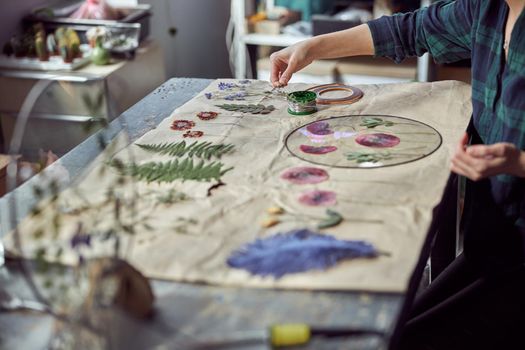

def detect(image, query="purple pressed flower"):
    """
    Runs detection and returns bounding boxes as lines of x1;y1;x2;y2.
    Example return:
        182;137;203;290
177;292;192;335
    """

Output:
300;145;338;155
306;122;334;136
281;167;329;184
224;91;247;101
218;82;236;90
239;79;251;84
71;232;91;248
235;92;246;100
205;92;212;99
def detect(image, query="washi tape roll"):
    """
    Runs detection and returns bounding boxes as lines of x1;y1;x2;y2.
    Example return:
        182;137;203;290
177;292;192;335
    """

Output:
287;91;318;116
307;83;364;105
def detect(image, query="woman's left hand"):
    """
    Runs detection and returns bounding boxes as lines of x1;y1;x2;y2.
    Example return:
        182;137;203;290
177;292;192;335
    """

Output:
451;132;525;181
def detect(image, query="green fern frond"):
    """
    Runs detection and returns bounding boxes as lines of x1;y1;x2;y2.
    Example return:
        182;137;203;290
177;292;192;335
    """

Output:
360;117;395;129
136;140;235;160
346;151;393;163
113;158;233;183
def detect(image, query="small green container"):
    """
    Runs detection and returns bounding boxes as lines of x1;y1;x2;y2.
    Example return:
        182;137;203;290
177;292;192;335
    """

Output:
287;91;317;116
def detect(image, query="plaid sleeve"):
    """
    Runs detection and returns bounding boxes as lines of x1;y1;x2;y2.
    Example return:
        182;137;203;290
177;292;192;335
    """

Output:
367;0;476;64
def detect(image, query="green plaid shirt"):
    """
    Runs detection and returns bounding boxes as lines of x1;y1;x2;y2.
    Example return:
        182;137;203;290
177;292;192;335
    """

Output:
368;0;525;231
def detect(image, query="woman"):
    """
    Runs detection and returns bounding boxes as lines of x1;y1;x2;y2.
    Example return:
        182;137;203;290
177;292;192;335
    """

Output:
270;1;525;349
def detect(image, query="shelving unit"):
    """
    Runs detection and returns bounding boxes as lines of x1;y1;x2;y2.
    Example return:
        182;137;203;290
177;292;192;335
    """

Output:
231;0;432;82
0;41;165;158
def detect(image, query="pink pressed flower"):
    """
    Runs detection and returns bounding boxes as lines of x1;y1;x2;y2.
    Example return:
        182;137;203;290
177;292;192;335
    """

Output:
299;190;337;206
355;133;400;148
281;167;329;184
300;145;338;155
306;121;334;136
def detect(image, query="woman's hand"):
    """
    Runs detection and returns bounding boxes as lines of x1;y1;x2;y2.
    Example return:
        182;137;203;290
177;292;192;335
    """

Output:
270;40;313;87
269;24;375;87
451;132;525;181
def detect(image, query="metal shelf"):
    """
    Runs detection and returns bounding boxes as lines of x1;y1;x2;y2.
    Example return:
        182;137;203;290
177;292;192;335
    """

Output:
0;70;102;82
232;0;432;81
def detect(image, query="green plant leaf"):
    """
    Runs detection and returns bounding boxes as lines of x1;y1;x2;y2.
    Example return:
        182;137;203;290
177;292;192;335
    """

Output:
113;158;233;183
346;151;393;164
360;117;395;129
136;140;235;160
317;209;343;229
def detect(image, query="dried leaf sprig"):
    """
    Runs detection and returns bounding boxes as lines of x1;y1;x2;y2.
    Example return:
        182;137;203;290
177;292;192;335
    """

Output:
215;103;276;114
261;207;344;230
346;151;393;164
360;117;395;129
317;210;343;229
136;141;234;160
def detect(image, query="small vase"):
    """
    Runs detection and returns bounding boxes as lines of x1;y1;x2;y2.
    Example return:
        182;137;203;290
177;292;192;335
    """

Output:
91;38;110;66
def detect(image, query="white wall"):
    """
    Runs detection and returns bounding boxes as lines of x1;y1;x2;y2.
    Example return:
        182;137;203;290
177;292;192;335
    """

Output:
0;0;52;45
139;0;233;79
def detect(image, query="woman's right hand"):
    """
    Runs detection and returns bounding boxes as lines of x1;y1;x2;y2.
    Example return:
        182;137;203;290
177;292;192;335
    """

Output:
270;40;314;87
269;24;375;87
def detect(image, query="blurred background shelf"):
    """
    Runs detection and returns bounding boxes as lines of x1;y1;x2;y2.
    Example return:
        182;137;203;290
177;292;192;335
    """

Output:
256;56;418;85
232;0;434;83
0;40;165;160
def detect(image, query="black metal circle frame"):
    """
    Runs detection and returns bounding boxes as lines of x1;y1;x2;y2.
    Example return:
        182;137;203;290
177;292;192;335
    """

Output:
284;114;444;169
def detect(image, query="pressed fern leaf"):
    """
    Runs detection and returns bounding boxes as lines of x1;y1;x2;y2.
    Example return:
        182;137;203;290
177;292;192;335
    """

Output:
136;140;235;160
113;158;233;183
346;151;393;163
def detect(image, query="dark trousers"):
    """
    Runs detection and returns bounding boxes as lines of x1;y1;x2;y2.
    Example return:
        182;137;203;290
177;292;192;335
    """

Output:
399;254;525;350
398;174;525;349
397;120;525;349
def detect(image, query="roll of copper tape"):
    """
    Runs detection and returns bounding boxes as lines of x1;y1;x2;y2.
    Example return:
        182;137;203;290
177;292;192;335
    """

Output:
307;83;364;105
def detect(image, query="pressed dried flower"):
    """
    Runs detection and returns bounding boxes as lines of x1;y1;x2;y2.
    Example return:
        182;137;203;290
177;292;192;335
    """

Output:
261;217;280;228
266;206;285;215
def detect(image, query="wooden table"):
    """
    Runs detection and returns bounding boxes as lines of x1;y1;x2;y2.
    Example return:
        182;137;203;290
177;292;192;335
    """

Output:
0;78;443;350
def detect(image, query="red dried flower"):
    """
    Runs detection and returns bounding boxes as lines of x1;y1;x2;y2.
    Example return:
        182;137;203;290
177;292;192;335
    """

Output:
197;111;219;121
183;130;204;138
171;120;195;131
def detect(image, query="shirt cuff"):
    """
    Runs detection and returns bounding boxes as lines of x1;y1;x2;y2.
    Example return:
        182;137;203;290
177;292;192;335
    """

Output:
367;16;396;59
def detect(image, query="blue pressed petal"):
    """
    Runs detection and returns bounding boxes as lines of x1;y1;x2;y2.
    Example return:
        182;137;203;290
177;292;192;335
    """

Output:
227;229;379;278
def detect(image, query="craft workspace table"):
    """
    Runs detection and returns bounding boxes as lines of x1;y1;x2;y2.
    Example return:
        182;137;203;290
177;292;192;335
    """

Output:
0;77;469;349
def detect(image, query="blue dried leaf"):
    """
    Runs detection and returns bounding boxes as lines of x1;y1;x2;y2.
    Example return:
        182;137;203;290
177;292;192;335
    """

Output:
227;229;379;278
